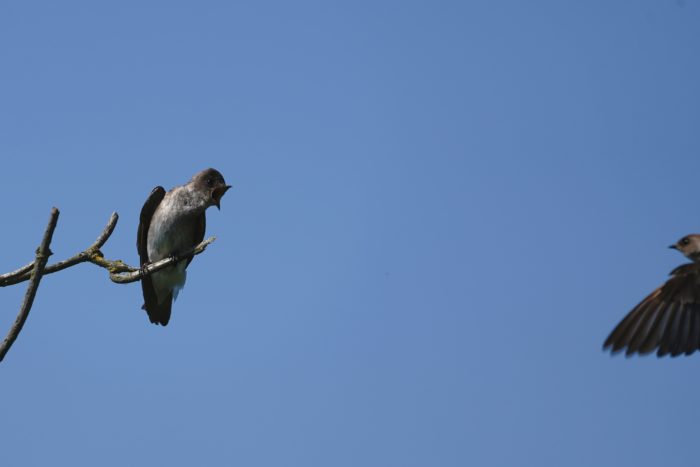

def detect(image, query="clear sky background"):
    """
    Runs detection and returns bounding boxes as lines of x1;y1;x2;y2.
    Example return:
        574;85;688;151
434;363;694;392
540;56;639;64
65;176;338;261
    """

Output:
1;1;700;466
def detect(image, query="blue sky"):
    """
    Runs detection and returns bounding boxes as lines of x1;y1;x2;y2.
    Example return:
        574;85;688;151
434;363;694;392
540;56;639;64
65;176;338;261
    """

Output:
1;1;700;466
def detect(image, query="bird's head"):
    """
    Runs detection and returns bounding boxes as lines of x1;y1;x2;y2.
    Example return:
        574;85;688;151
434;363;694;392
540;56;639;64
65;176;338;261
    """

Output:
670;234;700;261
192;168;231;210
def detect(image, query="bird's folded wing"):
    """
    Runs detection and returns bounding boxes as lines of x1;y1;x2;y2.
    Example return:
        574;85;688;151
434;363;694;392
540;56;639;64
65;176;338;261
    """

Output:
137;186;165;265
186;214;205;268
137;186;170;325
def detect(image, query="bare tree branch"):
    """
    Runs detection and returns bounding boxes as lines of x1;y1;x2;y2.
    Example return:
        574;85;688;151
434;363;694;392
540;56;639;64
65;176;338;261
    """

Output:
0;263;34;284
105;236;216;284
0;208;217;362
0;207;59;362
0;212;119;287
0;212;215;287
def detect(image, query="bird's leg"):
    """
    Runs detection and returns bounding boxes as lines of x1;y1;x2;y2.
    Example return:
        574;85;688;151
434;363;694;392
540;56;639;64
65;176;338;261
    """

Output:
139;262;149;279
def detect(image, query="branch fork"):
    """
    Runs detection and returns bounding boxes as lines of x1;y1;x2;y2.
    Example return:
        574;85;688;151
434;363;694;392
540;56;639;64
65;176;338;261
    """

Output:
0;208;216;361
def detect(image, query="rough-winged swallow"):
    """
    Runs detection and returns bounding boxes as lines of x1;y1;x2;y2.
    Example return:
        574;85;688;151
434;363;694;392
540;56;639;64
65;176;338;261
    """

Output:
137;168;231;326
604;234;700;357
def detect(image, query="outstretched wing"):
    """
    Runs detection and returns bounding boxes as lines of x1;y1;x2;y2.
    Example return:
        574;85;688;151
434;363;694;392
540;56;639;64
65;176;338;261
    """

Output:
136;186;168;325
604;263;700;357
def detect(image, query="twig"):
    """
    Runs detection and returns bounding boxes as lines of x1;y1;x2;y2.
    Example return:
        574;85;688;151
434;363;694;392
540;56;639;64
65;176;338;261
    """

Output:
0;212;119;287
0;263;34;284
0;208;59;362
0;209;218;362
104;236;216;284
0;212;216;286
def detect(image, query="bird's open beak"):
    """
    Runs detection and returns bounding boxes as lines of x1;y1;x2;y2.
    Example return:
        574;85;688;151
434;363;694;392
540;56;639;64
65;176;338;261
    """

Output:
212;185;231;210
669;244;679;250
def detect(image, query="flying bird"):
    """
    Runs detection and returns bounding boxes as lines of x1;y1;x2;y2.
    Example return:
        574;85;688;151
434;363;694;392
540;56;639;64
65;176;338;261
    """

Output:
604;234;700;357
137;168;231;326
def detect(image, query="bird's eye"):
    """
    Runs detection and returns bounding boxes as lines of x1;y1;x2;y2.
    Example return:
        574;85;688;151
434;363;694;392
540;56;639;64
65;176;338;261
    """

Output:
206;178;214;188
682;237;690;246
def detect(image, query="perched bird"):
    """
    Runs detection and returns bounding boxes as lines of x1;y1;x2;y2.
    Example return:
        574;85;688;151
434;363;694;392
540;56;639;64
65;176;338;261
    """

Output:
137;168;231;325
604;234;700;357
